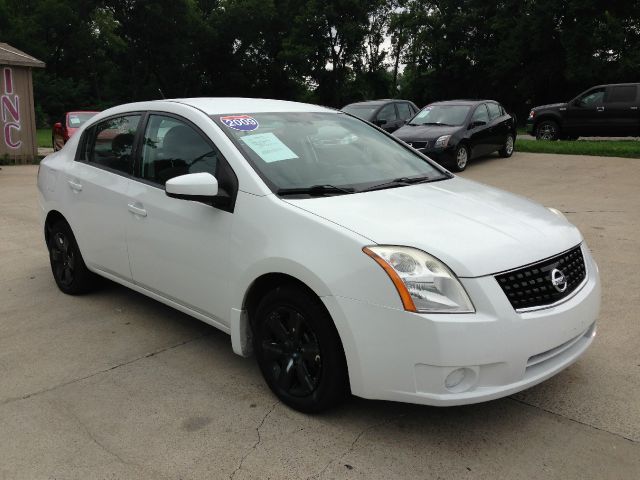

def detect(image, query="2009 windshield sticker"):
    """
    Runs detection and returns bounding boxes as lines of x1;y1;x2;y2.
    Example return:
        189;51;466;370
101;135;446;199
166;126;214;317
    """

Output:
220;115;259;131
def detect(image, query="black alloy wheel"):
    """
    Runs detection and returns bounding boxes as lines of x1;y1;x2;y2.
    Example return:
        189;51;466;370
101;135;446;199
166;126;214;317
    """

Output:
536;120;560;141
261;305;322;397
47;220;98;294
252;285;349;412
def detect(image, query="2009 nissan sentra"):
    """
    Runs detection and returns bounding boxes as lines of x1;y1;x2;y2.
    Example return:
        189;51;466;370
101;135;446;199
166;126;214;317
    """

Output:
37;98;600;412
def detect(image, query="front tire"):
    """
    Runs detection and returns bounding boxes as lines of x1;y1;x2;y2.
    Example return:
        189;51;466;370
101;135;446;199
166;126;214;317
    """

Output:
47;220;99;294
252;284;349;413
499;134;515;157
536;120;560;141
450;144;469;172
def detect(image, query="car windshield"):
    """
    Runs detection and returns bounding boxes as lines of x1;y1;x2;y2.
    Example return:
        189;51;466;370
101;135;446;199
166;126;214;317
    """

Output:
410;105;471;126
341;105;378;120
213;112;448;194
67;112;97;128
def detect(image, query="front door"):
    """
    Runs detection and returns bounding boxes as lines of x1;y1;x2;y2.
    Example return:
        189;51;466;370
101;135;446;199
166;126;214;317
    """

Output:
126;113;237;324
564;87;606;136
467;104;493;158
375;103;402;132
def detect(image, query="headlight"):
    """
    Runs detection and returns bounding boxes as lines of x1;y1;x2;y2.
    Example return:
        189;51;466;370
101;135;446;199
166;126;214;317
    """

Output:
363;246;475;313
434;135;451;148
547;207;567;221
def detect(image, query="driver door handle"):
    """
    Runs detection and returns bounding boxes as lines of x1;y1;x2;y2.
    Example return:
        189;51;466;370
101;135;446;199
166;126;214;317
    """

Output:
596;106;605;112
127;203;147;217
67;179;83;192
631;106;638;110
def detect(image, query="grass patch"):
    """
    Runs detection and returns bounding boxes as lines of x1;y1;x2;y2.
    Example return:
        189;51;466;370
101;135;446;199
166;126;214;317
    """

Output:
517;136;640;159
37;128;52;149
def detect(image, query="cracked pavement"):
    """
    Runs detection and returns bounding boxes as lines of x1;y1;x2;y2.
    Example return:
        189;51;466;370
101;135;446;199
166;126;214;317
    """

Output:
1;153;639;479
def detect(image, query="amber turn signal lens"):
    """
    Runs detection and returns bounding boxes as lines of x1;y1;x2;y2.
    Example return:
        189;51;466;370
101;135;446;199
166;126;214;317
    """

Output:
363;247;417;312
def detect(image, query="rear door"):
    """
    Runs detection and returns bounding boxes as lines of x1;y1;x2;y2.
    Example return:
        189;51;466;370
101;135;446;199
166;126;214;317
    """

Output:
63;114;141;280
603;85;639;136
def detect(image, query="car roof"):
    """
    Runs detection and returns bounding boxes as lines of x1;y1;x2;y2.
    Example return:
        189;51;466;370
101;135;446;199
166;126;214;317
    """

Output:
169;97;334;115
344;99;414;107
428;100;497;107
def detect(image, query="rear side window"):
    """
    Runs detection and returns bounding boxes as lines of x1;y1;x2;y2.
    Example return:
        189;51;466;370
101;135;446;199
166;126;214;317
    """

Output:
397;103;413;120
81;115;141;175
487;103;502;120
606;85;637;103
140;114;219;186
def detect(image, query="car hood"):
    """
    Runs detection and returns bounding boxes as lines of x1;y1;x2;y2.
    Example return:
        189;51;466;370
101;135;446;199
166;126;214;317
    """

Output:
394;124;461;141
533;102;566;111
284;177;582;277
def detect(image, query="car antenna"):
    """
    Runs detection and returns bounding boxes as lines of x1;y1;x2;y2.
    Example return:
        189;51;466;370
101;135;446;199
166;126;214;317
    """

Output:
158;88;166;99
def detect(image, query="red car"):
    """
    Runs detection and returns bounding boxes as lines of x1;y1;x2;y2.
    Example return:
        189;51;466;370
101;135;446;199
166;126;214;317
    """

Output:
52;111;99;151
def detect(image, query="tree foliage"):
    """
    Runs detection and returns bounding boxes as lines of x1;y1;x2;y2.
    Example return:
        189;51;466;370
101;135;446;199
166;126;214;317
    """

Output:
1;0;638;125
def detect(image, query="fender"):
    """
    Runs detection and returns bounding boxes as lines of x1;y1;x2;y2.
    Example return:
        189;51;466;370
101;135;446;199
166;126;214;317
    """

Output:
228;257;363;393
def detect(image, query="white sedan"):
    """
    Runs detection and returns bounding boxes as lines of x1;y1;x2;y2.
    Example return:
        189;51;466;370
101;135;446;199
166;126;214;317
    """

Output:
37;98;600;412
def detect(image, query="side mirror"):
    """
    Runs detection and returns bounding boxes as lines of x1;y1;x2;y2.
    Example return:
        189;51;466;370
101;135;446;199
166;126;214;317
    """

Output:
375;118;388;126
166;172;219;202
469;120;486;129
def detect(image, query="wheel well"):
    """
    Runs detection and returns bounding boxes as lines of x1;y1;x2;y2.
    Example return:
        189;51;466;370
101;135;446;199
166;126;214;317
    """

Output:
243;273;320;320
44;210;68;244
534;115;561;130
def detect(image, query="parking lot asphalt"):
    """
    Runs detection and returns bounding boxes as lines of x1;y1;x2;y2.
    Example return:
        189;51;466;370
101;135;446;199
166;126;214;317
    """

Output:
1;152;639;479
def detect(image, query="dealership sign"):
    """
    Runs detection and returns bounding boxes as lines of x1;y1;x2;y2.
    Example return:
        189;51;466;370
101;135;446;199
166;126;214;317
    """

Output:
2;67;21;149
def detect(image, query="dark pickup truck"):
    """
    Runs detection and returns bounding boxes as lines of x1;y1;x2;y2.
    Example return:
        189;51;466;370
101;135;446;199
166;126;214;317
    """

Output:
527;83;640;140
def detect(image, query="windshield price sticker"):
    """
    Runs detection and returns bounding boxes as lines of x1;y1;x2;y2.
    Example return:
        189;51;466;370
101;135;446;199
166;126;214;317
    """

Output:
220;115;259;131
240;133;298;163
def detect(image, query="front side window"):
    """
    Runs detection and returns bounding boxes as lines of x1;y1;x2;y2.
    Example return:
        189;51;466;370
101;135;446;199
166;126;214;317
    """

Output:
83;115;140;175
213;112;447;193
487;103;502;120
397;103;413;120
376;103;398;122
577;88;605;107
341;105;377;120
471;104;490;124
410;105;471;126
140;115;219;185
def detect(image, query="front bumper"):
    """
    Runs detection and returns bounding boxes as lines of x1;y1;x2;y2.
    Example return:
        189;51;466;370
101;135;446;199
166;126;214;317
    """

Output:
415;146;455;165
322;244;600;406
526;118;535;135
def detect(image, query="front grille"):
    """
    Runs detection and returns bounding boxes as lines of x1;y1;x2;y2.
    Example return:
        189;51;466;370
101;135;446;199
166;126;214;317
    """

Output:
495;245;586;311
406;140;429;149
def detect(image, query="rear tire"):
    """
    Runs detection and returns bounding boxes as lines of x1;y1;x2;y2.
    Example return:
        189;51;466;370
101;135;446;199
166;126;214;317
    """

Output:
252;284;349;413
47;220;99;295
535;120;560;141
499;134;515;158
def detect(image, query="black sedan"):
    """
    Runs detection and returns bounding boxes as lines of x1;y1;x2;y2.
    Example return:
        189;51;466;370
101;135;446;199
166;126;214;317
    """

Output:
393;100;516;171
341;99;420;133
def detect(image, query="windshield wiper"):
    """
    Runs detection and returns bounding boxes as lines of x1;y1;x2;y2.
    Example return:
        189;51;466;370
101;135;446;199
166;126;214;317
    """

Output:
359;175;434;193
277;184;355;196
